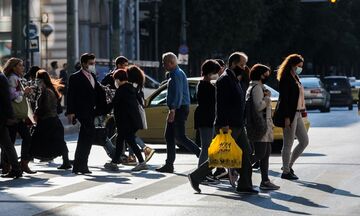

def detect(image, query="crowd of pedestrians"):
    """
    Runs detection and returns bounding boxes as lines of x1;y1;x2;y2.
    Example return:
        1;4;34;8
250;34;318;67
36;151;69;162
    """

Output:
0;51;311;196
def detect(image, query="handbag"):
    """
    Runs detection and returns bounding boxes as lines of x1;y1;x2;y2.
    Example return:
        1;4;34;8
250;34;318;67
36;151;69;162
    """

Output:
245;84;267;141
12;98;28;119
138;103;147;130
208;129;242;168
92;126;107;146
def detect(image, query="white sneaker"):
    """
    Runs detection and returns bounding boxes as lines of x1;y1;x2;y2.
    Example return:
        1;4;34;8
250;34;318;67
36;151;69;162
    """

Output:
131;162;148;171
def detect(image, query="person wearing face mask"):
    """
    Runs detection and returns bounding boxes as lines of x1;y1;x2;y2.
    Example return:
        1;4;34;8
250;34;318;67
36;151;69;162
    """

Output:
246;64;279;190
104;69;148;171
2;58;36;175
194;60;220;170
101;56;129;89
273;54;309;180
66;53;107;174
188;52;257;194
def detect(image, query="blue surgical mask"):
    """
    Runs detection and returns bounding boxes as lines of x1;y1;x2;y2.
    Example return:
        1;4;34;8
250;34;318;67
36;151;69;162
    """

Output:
295;67;303;75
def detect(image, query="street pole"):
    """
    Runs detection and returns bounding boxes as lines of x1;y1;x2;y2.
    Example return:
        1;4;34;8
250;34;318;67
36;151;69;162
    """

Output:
112;0;120;59
180;0;186;46
154;0;159;61
108;0;113;70
11;0;23;58
45;37;48;70
136;0;140;60
67;0;76;75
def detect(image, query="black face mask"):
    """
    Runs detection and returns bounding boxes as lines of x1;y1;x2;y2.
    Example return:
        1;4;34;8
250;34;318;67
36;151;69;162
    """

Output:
261;75;270;84
233;66;244;77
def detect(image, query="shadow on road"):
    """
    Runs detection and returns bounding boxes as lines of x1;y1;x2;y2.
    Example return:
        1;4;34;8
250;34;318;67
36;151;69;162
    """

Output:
202;186;311;215
296;180;360;198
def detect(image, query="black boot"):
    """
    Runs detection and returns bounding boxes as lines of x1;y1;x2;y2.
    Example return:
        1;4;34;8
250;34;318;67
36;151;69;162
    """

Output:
58;153;72;170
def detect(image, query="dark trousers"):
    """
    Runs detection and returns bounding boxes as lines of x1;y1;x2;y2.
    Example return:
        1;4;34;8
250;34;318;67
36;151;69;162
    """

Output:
112;128;144;164
250;142;271;182
0;123;21;172
7;120;31;161
73;117;95;170
165;105;200;166
190;127;253;190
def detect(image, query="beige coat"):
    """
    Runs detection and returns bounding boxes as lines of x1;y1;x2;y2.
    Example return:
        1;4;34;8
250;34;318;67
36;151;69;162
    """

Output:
246;81;273;142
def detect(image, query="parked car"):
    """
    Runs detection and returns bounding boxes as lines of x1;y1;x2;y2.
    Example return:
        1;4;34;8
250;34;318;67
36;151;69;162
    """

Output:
350;80;360;104
300;77;331;112
134;77;310;149
323;76;353;110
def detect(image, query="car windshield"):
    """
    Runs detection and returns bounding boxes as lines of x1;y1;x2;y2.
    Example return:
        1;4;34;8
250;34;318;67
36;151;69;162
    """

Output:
264;84;279;99
300;78;321;88
324;78;350;87
350;81;360;87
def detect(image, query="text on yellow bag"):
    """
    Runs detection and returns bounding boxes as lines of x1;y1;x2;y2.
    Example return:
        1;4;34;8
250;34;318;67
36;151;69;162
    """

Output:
208;129;242;168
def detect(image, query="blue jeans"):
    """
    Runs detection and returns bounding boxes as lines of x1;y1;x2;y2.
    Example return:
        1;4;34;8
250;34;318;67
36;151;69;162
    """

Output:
165;105;200;166
197;127;214;167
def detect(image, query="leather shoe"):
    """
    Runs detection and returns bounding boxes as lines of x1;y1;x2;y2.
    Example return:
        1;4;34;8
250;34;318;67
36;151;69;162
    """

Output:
57;164;72;170
281;172;298;180
155;164;174;173
188;174;201;193
236;187;259;195
1;170;23;179
72;168;92;175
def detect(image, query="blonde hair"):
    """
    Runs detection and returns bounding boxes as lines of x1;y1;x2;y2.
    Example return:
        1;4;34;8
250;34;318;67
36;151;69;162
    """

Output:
277;54;304;81
3;58;23;77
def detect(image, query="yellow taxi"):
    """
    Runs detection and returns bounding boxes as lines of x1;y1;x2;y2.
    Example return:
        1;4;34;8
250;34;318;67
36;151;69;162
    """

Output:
137;77;310;148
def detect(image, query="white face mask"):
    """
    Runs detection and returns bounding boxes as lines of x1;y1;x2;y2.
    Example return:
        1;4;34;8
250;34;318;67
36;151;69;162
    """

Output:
88;65;96;74
295;66;303;75
133;83;138;88
114;80;120;89
210;74;219;80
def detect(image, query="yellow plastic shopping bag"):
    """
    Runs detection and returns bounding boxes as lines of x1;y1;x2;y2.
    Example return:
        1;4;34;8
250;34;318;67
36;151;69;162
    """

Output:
208;129;242;168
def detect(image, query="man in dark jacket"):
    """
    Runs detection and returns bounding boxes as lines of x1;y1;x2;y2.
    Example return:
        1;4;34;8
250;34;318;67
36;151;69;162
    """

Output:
66;53;106;174
188;52;257;194
101;56;129;89
0;71;22;178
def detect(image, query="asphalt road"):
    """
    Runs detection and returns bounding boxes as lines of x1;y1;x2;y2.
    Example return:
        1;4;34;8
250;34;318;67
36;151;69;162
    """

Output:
1;107;360;216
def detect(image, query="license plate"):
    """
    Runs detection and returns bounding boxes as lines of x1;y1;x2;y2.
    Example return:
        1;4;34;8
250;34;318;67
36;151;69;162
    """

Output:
330;90;341;94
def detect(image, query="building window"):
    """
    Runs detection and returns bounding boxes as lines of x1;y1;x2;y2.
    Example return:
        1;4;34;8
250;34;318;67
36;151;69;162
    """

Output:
0;0;12;17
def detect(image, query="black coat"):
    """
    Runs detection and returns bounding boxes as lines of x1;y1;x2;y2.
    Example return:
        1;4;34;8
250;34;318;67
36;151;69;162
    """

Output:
215;69;245;128
66;70;107;119
0;73;14;123
194;80;215;129
112;83;142;131
101;71;116;89
273;73;301;128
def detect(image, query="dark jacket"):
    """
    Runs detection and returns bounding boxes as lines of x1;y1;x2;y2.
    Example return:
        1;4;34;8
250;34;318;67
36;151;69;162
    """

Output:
66;70;107;119
0;72;14;123
215;68;245;128
194;80;215;129
112;83;142;131
101;71;116;89
35;88;58;120
273;73;301;128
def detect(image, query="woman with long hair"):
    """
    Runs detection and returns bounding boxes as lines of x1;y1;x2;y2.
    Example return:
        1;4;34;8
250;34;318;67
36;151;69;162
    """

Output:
30;70;71;169
273;54;309;180
2;57;36;174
